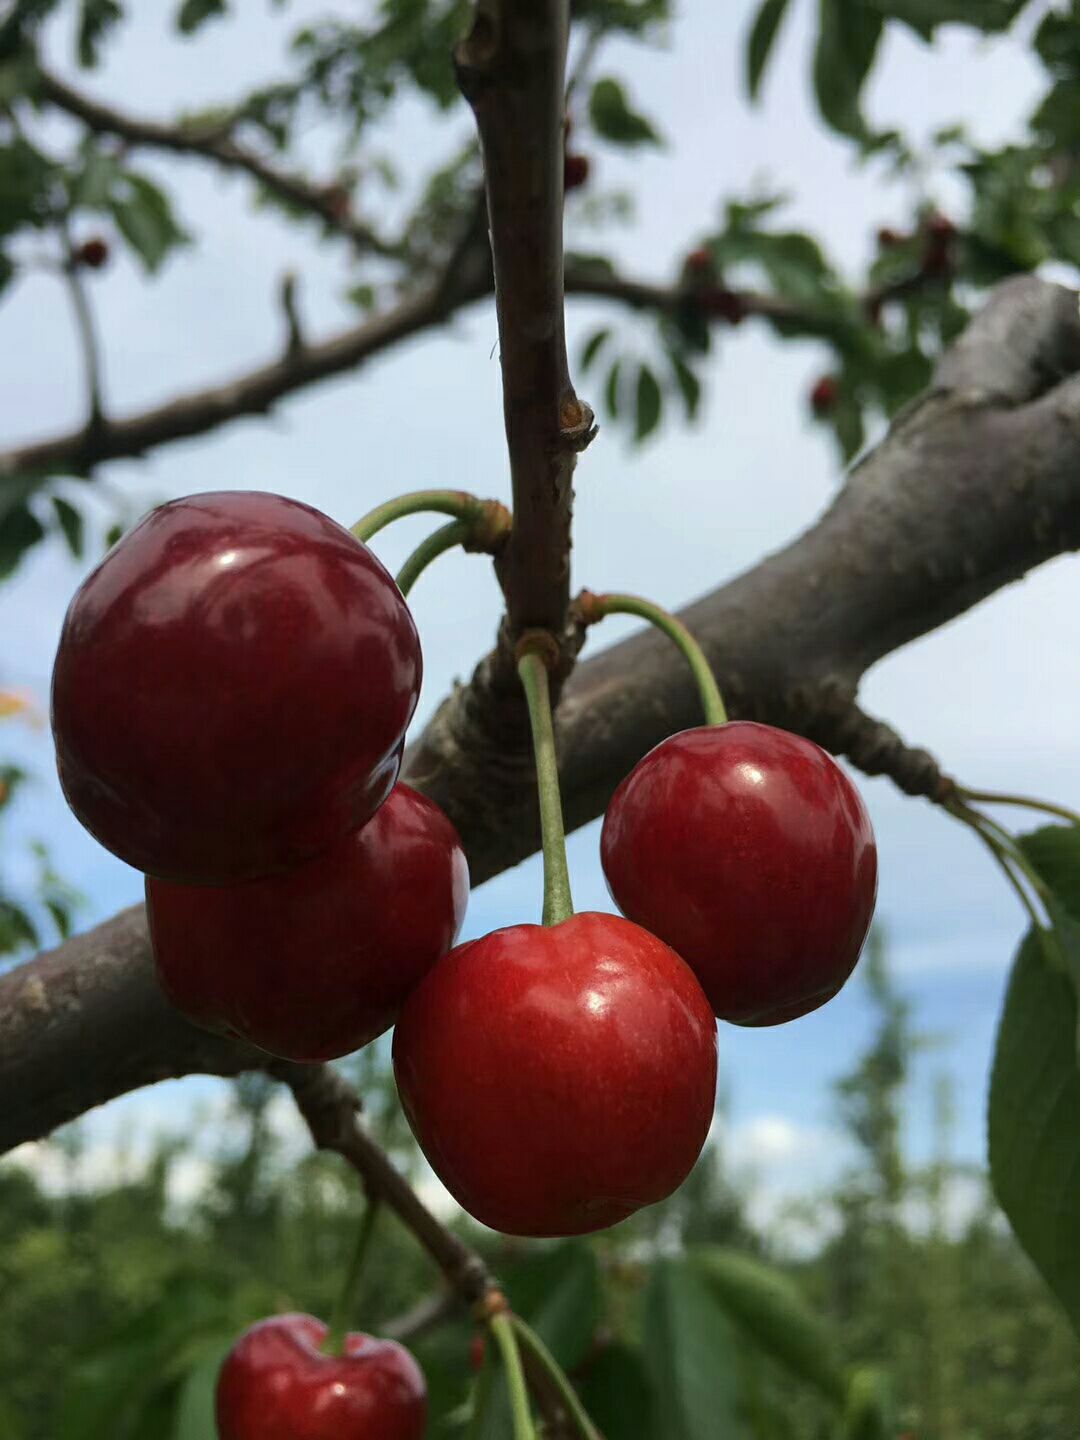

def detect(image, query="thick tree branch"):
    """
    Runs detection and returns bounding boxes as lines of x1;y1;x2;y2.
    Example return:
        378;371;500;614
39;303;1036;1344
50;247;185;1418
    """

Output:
2;280;1079;1154
456;0;594;643
36;68;400;259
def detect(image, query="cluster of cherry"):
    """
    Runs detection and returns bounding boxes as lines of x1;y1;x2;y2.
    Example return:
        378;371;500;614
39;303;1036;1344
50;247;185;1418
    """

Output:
51;489;876;1438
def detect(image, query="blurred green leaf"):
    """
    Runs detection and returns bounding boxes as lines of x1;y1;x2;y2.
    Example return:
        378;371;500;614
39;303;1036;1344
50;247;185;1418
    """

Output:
692;1246;846;1402
578;1343;654;1440
813;0;884;140
842;1367;895;1440
77;0;121;66
1021;825;1080;917
866;0;1027;39
0;501;45;580
502;1242;601;1371
589;77;661;147
635;363;662;442
109;174;189;273
644;1257;743;1440
52;497;84;559
746;0;791;99
0;896;39;956
668;351;701;419
605;357;623;419
580;327;611;373
177;0;228;34
172;1337;232;1440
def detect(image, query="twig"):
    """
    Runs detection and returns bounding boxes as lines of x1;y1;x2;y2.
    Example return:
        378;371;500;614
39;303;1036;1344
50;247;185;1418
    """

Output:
60;228;105;441
36;68;400;259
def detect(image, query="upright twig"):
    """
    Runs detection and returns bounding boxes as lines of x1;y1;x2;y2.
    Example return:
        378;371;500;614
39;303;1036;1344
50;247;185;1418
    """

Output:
455;0;595;647
60;227;105;443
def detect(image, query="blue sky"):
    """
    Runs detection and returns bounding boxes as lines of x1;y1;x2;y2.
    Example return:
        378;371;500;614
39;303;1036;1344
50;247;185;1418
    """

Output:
2;3;1078;1228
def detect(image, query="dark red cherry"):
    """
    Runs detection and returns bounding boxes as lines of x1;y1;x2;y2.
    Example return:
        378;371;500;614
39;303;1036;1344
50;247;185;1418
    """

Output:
393;912;717;1237
51;491;421;884
216;1314;426;1440
809;374;840;414
147;784;468;1061
600;723;877;1025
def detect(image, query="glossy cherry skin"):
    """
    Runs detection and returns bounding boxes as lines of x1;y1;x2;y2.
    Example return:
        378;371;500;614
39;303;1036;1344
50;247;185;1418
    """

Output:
147;784;469;1061
393;912;717;1237
51;491;421;885
216;1314;427;1440
601;722;877;1026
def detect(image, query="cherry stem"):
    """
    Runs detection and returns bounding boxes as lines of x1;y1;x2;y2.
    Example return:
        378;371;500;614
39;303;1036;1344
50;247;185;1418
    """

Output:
351;490;488;544
517;648;574;927
956;787;1080;830
945;798;1066;972
396;519;471;598
465;1345;495;1440
490;1312;537;1440
324;1197;380;1356
580;591;727;726
511;1315;602;1440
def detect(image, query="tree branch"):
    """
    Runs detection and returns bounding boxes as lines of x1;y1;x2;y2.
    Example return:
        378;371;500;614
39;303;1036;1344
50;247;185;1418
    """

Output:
455;0;594;644
36;67;400;259
1;281;1078;1155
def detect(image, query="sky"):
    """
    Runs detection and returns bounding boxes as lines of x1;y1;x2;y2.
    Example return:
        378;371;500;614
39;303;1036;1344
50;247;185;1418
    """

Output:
2;1;1078;1234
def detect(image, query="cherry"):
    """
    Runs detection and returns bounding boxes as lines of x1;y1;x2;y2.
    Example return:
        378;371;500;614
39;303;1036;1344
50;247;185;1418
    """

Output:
468;1334;486;1372
147;784;468;1061
323;183;352;222
74;236;109;268
685;247;714;274
393;911;717;1237
700;286;748;325
564;152;591;190
875;226;905;250
217;1314;426;1440
809;373;839;415
601;723;877;1025
925;211;956;240
51;491;421;885
921;212;956;277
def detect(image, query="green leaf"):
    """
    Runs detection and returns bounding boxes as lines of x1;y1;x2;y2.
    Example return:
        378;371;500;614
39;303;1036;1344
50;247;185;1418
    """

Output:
691;1246;846;1402
865;0;1026;39
0;500;45;579
989;922;1080;1338
52;496;84;558
579;327;611;374
1021;825;1080;919
813;0;884;140
842;1367;895;1440
0;896;39;956
589;77;661;147
634;364;662;442
644;1257;743;1440
578;1343;654;1440
746;0;792;99
77;0;121;67
176;0;228;33
605;358;623;420
104;521;125;549
502;1242;601;1371
109;174;189;273
173;1337;233;1440
669;351;702;420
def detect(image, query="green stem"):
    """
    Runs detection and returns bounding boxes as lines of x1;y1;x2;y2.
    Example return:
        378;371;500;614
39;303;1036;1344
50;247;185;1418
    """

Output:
324;1198;380;1355
517;650;574;926
957;787;1080;830
465;1344;495;1440
490;1313;537;1440
584;592;726;725
396;519;471;598
967;809;1053;905
351;490;485;545
511;1315;602;1440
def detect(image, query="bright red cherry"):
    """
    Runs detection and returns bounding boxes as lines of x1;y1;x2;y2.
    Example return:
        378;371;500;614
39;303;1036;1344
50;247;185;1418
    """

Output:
393;912;717;1237
601;723;877;1026
51;491;421;884
147;784;468;1061
809;374;840;414
217;1314;426;1440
